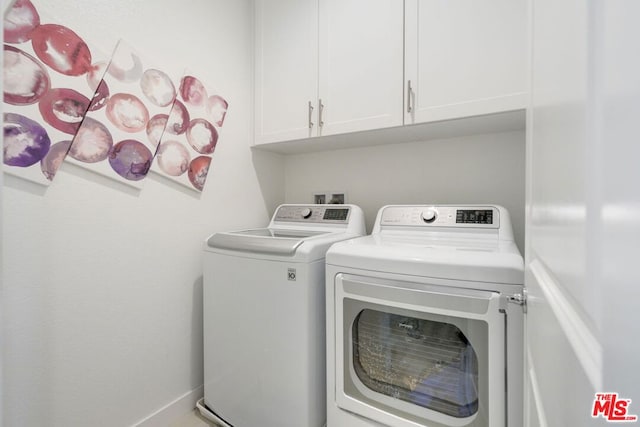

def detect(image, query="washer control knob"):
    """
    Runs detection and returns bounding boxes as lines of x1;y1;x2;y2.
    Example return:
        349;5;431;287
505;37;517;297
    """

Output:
421;208;437;223
301;208;312;219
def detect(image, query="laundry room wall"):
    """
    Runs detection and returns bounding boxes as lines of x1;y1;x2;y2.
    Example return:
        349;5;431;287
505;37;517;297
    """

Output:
2;1;284;426
525;0;640;424
284;130;526;252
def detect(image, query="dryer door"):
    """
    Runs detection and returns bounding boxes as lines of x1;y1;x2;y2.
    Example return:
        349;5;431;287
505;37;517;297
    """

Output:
334;274;505;427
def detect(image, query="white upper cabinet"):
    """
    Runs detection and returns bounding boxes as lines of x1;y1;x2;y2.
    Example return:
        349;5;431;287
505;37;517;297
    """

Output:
254;0;403;145
254;0;318;145
254;0;528;150
404;0;528;124
318;0;404;137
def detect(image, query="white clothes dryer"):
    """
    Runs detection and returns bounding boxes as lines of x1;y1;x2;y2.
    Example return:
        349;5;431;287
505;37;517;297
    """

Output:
200;204;365;427
326;205;525;427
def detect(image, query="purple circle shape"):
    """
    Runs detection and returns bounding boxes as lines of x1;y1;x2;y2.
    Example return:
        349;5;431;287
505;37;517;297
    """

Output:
108;139;152;181
4;45;51;105
186;118;218;154
40;140;71;180
68;117;113;163
4;112;51;167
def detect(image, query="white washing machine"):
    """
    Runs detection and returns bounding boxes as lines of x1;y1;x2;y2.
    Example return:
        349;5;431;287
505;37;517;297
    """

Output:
326;205;525;427
199;204;365;427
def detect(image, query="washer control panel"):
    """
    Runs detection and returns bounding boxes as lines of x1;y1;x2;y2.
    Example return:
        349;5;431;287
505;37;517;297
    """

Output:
274;205;351;224
380;205;500;229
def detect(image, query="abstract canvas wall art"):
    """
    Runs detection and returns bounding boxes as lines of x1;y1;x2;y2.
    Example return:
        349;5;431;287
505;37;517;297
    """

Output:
66;40;177;189
4;0;230;195
150;72;228;192
3;0;109;186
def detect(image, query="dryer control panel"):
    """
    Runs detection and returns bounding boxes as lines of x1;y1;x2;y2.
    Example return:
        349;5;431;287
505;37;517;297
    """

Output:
380;205;500;229
274;205;351;224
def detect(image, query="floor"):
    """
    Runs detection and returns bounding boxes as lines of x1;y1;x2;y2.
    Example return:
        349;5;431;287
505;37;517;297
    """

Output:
170;409;218;427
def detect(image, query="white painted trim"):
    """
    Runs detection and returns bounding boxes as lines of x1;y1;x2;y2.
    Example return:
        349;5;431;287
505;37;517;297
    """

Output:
196;398;231;426
132;385;204;427
529;259;603;390
526;346;548;427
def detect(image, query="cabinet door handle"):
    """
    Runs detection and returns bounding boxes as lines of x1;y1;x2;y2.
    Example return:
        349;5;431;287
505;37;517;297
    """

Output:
318;99;324;128
308;101;314;129
407;80;413;113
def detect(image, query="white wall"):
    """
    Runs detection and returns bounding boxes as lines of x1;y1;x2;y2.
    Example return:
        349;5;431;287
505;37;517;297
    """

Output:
284;131;526;252
599;0;640;405
2;1;285;426
526;1;640;426
525;0;598;424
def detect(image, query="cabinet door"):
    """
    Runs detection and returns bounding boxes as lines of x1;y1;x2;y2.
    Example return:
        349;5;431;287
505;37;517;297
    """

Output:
318;0;404;137
254;0;318;145
405;0;528;124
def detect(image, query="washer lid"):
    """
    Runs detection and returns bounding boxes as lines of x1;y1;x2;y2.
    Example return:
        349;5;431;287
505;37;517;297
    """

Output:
326;233;524;285
206;228;330;256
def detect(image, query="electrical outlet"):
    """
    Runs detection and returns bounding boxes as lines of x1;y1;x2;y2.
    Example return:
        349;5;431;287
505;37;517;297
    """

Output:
313;193;326;204
312;191;346;204
329;193;345;204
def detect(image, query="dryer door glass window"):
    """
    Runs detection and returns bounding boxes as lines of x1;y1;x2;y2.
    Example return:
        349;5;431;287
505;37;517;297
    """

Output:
352;309;479;418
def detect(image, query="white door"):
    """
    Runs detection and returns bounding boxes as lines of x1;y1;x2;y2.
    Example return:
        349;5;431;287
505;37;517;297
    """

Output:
335;274;506;427
254;0;318;145
318;0;404;137
526;1;640;426
404;0;527;124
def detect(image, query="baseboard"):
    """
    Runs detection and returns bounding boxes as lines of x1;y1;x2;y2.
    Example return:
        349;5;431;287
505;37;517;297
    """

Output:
133;385;204;427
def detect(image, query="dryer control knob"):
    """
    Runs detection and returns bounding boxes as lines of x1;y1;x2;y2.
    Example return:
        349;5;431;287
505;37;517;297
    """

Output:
421;209;437;223
301;208;312;219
